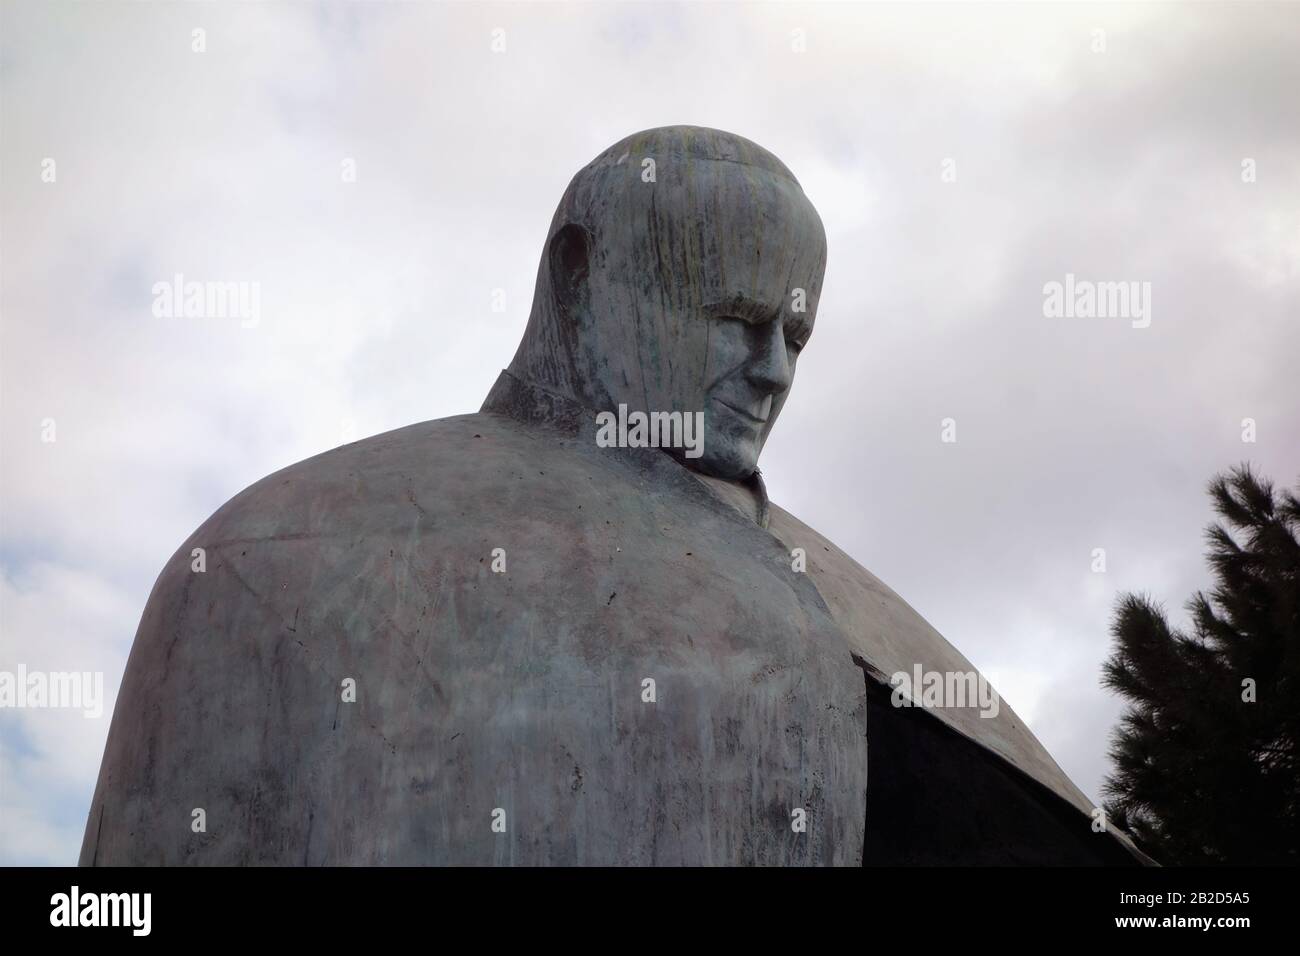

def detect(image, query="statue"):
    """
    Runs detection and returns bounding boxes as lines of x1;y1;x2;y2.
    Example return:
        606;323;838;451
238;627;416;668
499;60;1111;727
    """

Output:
81;126;1148;865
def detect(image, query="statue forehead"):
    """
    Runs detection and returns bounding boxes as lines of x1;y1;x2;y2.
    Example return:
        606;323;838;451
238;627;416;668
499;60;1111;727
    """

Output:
588;124;799;170
563;135;826;318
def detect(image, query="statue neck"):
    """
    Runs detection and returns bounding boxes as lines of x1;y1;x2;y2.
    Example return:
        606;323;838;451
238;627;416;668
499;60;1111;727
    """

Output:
481;369;770;528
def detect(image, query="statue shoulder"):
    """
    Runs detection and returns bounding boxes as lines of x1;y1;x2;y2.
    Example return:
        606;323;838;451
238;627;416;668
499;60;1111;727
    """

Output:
142;412;552;609
766;499;992;704
765;499;1102;820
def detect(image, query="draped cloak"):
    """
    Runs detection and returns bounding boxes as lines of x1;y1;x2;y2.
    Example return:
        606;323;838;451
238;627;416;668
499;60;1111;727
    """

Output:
80;370;1150;865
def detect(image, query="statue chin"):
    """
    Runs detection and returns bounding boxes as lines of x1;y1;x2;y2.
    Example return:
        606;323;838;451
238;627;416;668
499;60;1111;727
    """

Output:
688;443;757;482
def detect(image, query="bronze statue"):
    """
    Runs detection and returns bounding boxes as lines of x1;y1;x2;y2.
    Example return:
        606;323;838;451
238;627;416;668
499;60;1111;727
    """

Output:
82;127;1147;865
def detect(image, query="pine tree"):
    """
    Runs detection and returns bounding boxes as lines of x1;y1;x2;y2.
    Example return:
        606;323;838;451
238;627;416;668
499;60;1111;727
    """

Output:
1101;464;1300;864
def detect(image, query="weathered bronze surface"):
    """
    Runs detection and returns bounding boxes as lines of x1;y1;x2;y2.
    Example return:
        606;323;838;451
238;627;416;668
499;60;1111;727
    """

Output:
81;127;1147;865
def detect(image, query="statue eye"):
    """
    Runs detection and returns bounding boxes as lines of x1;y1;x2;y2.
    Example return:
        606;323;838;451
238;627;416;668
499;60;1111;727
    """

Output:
786;335;806;354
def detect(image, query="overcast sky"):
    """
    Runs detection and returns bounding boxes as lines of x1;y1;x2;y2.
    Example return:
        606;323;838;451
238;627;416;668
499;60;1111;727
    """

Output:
2;1;1297;865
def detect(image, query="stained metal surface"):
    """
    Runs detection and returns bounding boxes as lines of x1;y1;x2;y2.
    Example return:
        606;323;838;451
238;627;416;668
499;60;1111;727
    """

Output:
81;127;1147;865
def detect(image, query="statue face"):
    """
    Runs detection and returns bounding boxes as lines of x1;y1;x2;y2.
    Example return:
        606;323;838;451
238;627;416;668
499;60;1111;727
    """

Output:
699;309;810;479
516;128;826;483
575;156;825;481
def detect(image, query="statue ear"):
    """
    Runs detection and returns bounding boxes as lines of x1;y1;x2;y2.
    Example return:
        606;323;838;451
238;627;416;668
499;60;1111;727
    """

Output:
548;222;592;318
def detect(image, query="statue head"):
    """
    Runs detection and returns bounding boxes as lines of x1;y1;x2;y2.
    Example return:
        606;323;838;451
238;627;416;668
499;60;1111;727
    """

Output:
505;126;827;481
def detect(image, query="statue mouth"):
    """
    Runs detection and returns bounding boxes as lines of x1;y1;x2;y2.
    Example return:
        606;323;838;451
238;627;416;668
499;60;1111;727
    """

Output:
715;397;769;425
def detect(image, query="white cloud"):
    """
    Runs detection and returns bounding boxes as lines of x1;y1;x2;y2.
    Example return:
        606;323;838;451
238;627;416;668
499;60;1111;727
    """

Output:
2;0;1297;864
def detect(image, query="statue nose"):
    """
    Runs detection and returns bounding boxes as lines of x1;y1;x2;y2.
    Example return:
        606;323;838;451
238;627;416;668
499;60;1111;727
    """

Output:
745;320;793;396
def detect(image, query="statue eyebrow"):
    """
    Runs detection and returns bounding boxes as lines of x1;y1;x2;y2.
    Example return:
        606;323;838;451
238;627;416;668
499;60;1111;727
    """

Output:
702;294;813;343
783;311;812;343
701;294;782;324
